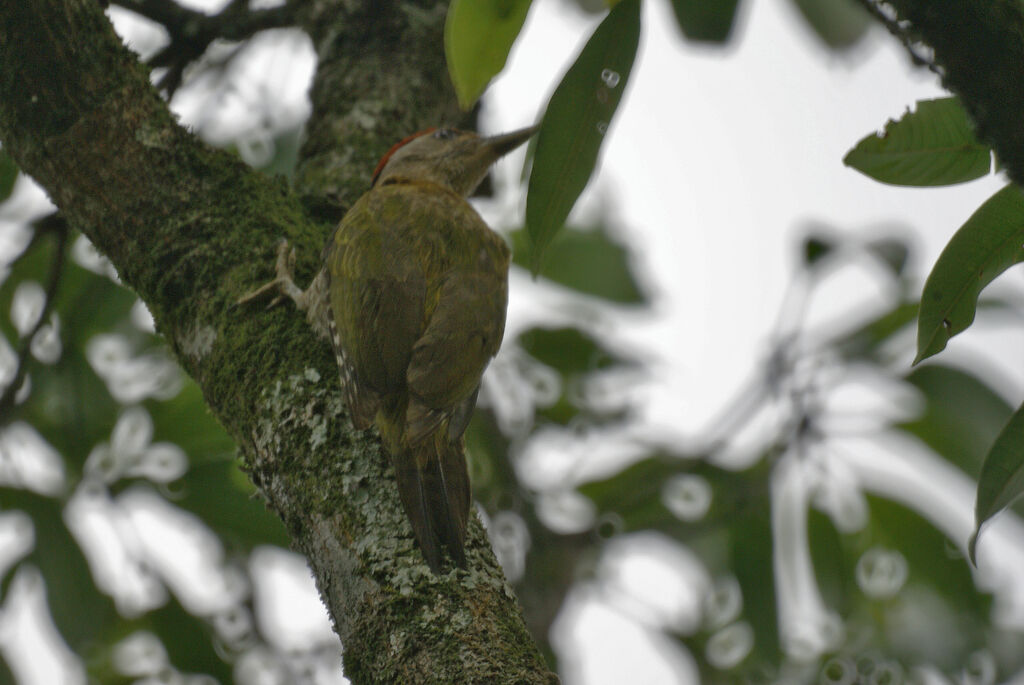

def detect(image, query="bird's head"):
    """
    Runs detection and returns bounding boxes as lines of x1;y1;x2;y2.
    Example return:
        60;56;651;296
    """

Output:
372;125;538;197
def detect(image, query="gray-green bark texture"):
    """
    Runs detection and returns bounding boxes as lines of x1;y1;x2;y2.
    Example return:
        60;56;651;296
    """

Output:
0;1;558;683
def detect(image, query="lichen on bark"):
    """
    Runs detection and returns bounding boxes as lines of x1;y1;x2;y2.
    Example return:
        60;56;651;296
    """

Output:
0;0;556;682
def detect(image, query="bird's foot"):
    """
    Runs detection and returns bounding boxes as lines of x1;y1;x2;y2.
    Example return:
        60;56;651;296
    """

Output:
236;239;309;311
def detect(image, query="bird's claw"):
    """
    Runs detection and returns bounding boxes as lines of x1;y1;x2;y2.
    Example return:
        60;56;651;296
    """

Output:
236;239;307;310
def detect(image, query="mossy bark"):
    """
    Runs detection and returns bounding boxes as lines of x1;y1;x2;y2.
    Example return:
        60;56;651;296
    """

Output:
0;0;556;682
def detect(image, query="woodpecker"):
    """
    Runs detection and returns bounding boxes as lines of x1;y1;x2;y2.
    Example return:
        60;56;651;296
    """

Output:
240;125;537;572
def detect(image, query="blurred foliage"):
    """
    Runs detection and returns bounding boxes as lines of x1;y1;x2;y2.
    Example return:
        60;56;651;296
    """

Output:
790;0;872;49
667;0;741;43
0;179;301;683
509;222;647;304
3;1;1024;685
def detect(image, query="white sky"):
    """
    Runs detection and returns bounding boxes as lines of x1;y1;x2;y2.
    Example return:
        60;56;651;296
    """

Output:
485;1;1024;683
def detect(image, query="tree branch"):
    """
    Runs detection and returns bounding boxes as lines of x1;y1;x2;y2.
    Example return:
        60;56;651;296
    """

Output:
114;0;301;94
859;0;1024;187
0;0;555;681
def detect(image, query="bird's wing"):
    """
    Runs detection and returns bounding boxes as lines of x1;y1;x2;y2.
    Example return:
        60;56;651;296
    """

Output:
326;193;427;429
403;199;510;445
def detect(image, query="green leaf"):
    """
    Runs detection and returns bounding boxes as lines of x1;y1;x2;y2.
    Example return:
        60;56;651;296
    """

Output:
508;223;646;303
731;508;779;665
791;0;872;50
866;496;992;645
0;150;17;203
844;98;992;187
525;0;640;271
915;184;1024;363
445;0;533;109
517;326;627;377
667;0;741;43
971;401;1024;563
897;364;1012;477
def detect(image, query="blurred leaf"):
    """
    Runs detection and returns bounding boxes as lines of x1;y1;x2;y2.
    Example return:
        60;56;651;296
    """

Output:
834;300;917;360
526;0;640;271
897;364;1012;477
1;237;137;471
0;150;17;203
445;0;533;109
148;381;234;463
803;233;837;267
578;455;772;538
731;509;779;665
578;456;683;531
914;184;1024;364
844;98;991;187
509;223;646;303
517;326;625;376
866;497;992;661
866;237;909;276
791;0;872;49
0;489;119;652
144;596;232;683
667;0;741;43
464;409;515;507
177;460;289;550
807;509;852;615
970;401;1024;563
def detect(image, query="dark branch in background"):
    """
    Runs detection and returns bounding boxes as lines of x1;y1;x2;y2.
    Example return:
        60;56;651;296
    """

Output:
113;0;300;94
857;0;1024;187
855;1;940;71
0;215;67;422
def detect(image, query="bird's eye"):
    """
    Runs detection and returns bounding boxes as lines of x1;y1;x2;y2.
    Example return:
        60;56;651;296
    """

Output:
433;128;457;140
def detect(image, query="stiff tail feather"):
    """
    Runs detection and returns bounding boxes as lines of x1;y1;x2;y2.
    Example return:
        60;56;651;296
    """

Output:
389;429;471;573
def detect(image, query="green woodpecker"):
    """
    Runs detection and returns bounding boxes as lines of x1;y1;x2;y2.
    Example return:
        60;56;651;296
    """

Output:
241;125;537;572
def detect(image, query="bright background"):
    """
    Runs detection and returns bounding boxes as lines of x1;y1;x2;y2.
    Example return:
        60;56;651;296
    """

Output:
3;0;1024;683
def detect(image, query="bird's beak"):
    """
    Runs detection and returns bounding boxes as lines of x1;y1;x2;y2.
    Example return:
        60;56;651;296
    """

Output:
482;124;540;159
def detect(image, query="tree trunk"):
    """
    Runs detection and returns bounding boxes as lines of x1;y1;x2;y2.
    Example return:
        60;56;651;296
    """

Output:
0;0;557;682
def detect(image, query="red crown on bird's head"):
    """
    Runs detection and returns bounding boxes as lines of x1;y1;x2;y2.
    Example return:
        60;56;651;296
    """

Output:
371;128;438;185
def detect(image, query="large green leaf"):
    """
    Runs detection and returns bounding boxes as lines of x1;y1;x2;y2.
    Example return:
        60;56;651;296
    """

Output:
970;402;1024;563
791;0;872;49
866;497;991;661
844;98;991;187
667;0;741;43
445;0;533;109
525;0;640;271
915;184;1024;363
517;326;626;376
897;364;1012;478
508;223;646;304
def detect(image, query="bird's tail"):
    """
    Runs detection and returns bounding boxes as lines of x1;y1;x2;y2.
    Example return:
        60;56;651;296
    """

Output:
384;422;471;573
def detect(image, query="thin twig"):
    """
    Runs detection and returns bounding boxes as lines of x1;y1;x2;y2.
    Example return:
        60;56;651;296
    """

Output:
0;215;68;422
112;0;301;95
854;0;941;73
